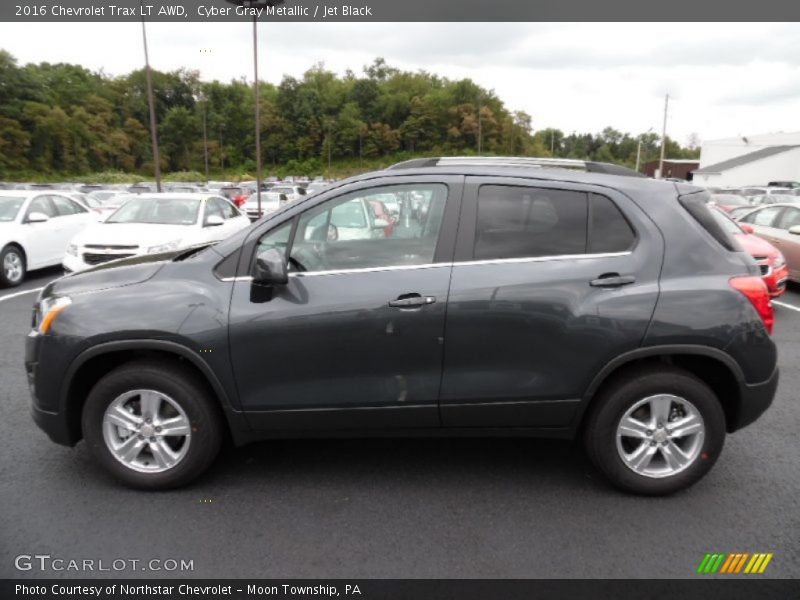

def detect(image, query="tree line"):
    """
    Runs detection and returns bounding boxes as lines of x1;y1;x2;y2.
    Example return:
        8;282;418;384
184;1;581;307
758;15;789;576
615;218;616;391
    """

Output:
0;51;699;180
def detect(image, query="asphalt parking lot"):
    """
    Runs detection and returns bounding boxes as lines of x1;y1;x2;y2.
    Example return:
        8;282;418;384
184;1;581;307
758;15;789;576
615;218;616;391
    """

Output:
1;268;798;579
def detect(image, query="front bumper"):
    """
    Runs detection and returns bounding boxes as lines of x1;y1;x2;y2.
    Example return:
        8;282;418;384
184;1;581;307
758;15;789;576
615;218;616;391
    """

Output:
26;331;80;446
731;365;780;432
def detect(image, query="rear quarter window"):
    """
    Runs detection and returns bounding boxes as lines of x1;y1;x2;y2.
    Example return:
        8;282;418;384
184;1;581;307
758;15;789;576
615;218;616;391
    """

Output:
589;194;636;253
679;191;741;252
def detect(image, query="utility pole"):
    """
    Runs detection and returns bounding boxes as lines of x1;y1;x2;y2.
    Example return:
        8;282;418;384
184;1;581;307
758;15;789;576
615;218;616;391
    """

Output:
550;130;555;156
358;125;363;169
327;121;332;174
253;16;262;215
140;3;161;192
658;94;669;179
477;98;482;155
200;94;209;184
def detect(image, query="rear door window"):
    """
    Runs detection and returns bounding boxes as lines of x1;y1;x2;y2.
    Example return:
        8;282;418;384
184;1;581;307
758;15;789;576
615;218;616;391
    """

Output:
776;207;800;230
474;185;587;260
741;206;784;227
50;195;87;216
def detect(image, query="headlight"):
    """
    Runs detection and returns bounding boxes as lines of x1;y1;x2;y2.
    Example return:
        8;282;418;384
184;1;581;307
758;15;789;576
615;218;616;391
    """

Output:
147;240;181;254
66;243;78;257
774;252;786;269
37;296;72;334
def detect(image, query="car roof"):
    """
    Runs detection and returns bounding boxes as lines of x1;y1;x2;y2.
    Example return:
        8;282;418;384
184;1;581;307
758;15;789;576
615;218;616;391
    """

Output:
119;193;219;201
331;164;700;198
0;190;76;198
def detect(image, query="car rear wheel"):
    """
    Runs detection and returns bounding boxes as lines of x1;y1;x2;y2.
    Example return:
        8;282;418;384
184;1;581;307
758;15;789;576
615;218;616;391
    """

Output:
1;245;26;287
82;360;222;489
584;366;726;495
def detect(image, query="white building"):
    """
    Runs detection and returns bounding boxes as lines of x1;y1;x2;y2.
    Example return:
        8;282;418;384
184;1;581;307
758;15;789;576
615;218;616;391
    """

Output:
692;131;800;187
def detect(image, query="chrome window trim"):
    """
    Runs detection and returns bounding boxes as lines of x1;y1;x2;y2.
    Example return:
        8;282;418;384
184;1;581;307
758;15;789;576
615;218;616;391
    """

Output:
224;252;631;280
290;262;450;278
454;251;631;268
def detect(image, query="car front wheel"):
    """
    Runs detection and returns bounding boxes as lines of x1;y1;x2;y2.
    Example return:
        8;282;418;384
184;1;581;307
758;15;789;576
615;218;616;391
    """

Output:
82;360;223;489
584;366;726;495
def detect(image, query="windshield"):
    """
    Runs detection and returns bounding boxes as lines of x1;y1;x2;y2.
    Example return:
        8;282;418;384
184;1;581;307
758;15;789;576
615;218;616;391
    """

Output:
272;187;294;194
710;207;744;235
106;197;201;225
0;196;25;222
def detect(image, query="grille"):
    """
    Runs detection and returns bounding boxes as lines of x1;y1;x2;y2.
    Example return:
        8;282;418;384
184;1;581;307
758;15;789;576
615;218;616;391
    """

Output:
84;244;139;250
83;253;136;266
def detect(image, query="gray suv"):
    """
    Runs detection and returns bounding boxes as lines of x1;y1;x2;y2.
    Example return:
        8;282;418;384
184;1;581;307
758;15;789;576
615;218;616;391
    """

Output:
25;157;779;494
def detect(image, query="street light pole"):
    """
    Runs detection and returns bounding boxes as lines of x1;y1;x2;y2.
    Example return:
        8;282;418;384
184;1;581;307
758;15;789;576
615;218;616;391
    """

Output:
140;2;162;192
658;94;669;179
635;127;654;173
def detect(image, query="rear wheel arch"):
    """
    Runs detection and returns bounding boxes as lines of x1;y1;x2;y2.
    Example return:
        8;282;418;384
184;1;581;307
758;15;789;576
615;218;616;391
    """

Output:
579;348;743;434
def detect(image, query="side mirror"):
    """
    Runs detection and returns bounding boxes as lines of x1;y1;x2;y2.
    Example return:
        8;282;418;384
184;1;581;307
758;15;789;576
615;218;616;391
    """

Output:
789;225;800;236
205;215;224;227
739;223;755;234
279;193;288;205
252;248;288;285
27;212;50;223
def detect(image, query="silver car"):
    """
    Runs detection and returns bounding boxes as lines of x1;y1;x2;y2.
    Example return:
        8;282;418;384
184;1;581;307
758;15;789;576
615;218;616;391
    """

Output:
738;202;800;282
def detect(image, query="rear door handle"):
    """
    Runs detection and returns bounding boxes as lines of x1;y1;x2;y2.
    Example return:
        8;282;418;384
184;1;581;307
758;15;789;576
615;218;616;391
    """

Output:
590;274;636;288
388;294;436;308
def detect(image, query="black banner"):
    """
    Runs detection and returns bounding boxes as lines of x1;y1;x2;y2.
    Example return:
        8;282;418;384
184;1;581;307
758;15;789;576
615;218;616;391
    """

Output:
3;579;799;600
2;0;800;22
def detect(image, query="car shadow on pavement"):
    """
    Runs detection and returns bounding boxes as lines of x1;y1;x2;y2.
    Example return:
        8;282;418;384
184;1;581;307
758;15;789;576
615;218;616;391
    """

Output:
200;436;605;493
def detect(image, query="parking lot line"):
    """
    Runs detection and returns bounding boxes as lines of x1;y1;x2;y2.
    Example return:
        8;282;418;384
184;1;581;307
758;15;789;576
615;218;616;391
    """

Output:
0;287;43;304
773;300;800;313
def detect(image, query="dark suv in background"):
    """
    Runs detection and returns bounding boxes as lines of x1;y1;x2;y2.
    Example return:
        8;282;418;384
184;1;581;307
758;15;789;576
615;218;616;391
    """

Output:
25;157;778;495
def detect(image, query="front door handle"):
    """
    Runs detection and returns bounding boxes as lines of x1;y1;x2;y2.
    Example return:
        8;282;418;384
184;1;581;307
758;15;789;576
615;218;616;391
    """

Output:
388;294;436;308
590;274;636;288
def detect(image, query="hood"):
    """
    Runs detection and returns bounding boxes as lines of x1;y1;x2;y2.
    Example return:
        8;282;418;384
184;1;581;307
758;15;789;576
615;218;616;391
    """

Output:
734;233;779;260
72;222;194;248
42;246;203;299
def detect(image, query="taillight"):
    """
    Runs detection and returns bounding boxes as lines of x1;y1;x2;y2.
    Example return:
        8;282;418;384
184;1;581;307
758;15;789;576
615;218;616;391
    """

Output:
729;276;774;334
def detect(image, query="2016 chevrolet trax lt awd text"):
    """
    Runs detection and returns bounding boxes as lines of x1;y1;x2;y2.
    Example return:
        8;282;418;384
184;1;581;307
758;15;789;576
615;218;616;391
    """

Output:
26;158;779;494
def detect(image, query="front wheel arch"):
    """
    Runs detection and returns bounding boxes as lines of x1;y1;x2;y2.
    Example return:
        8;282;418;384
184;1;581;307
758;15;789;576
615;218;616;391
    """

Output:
62;343;245;445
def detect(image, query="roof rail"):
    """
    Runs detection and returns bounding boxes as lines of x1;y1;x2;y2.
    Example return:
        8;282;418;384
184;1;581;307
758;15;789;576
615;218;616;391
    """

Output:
387;156;645;178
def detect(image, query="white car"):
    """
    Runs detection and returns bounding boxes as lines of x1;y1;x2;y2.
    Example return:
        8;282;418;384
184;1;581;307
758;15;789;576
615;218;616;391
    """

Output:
242;193;282;221
270;184;307;204
63;193;251;273
0;191;96;286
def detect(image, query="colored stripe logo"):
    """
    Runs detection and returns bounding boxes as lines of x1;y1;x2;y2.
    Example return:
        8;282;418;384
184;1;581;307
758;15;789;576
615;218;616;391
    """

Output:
697;552;773;574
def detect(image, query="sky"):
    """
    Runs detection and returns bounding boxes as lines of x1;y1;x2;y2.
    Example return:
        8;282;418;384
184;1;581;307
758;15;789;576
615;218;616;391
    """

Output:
1;21;798;145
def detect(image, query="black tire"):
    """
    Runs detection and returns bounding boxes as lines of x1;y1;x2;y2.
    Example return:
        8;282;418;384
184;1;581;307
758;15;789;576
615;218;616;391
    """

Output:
0;244;26;287
82;360;223;490
583;366;726;496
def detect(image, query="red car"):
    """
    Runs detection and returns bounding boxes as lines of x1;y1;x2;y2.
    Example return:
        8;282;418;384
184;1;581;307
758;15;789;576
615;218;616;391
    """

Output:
368;200;396;237
711;207;788;297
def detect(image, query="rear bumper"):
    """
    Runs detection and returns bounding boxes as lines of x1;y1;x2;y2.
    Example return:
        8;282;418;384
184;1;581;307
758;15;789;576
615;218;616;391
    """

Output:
731;365;779;432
